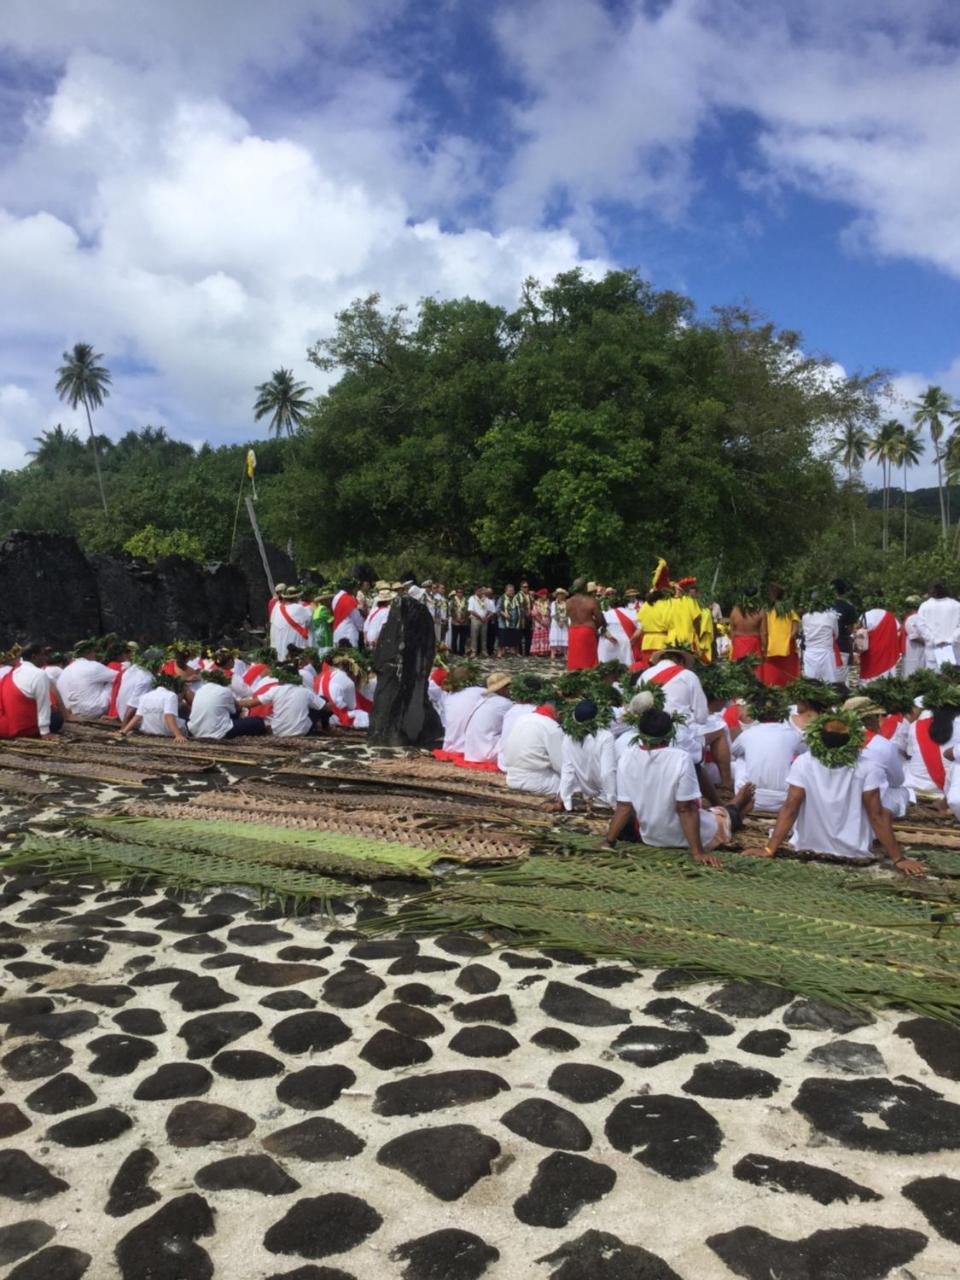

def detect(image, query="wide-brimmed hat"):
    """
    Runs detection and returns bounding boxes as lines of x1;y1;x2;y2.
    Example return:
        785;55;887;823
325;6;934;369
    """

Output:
843;695;884;719
390;581;405;591
486;673;511;694
376;589;393;604
282;585;302;600
374;580;390;590
658;646;697;667
586;581;598;593
905;594;922;606
274;583;288;595
625;587;640;596
554;587;568;597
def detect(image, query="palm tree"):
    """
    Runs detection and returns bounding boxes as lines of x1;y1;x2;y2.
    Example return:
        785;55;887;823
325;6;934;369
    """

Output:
830;420;869;544
889;424;924;559
253;368;312;438
27;424;84;469
55;343;112;515
867;419;903;553
911;385;955;544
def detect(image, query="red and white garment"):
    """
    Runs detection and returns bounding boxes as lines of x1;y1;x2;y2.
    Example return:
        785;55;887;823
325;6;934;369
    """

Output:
332;591;363;647
0;661;52;738
363;604;390;647
270;598;313;656
314;664;369;728
598;607;637;667
859;608;900;683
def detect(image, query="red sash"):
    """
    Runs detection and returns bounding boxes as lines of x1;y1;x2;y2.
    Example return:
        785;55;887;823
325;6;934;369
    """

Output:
722;703;741;732
613;609;637;639
107;661;124;718
161;660;177;676
0;668;40;739
278;602;309;641
859;611;899;679
731;634;762;661
317;664;351;726
534;705;559;721
430;668;447;687
333;592;359;631
356;690;373;713
248;678;278;718
649;663;684;685
916;719;946;790
879;712;903;740
243;663;268;687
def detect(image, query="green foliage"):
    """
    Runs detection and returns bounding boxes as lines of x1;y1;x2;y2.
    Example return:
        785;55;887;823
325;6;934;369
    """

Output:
124;524;205;563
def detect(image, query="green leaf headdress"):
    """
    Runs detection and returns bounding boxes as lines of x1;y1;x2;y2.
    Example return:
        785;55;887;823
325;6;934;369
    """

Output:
805;708;865;768
562;698;614;743
746;685;789;723
920;682;960;712
445;661;483;693
786;678;837;712
863;676;915;716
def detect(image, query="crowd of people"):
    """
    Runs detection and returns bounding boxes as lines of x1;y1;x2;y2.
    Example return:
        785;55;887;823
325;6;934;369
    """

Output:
2;569;959;875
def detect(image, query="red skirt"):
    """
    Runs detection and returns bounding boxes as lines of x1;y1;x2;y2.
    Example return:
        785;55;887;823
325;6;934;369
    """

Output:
567;625;599;671
757;653;799;686
454;757;502;773
731;634;763;662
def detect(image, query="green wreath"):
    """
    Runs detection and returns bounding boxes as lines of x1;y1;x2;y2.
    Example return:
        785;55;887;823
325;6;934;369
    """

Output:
920;682;960;712
786;677;837;712
562;700;614;743
863;676;914;716
805;708;865;768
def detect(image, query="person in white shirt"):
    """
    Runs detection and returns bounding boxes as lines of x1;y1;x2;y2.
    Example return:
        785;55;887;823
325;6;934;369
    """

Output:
462;674;512;766
603;708;754;867
916;583;960;670
801;604;840;683
331;582;365;648
0;643;59;738
363;590;394;648
56;641;118;720
745;710;923;874
558;700;617;810
466;587;487;657
437;672;485;759
270;586;313;657
496;675;547;772
257;667;328;736
120;677;188;741
313;655;369;729
598;594;635;667
731;695;806;813
188;670;264;739
901;597;925;677
117;661;156;727
502;702;564;797
843;696;909;817
903;699;959;798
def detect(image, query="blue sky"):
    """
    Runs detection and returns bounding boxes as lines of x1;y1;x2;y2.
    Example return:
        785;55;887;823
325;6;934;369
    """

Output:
0;0;957;487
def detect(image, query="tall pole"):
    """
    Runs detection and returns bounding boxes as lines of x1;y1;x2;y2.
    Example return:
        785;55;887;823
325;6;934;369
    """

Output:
245;495;275;596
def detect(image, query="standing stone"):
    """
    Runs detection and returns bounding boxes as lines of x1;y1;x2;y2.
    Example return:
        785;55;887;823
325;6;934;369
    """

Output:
370;596;441;747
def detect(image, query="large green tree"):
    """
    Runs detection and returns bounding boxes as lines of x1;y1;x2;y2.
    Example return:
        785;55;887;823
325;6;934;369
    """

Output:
55;342;112;515
253;368;313;438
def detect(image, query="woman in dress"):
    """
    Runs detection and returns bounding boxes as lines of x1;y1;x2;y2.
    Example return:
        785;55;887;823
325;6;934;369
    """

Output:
549;588;569;659
531;589;551;656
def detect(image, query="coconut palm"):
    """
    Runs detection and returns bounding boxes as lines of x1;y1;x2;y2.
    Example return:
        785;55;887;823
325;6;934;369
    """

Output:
889;425;924;559
911;385;955;544
27;424;85;470
55;343;112;515
830;420;869;544
253;368;312;439
867;419;903;553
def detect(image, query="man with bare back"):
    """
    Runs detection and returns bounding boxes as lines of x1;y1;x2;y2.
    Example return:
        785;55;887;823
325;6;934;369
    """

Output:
729;587;766;664
566;579;607;671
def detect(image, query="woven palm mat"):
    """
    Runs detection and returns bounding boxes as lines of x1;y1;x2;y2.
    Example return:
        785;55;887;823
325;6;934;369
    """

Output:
369;753;511;786
274;763;546;809
238;779;545;822
0;751;166;787
121;797;531;863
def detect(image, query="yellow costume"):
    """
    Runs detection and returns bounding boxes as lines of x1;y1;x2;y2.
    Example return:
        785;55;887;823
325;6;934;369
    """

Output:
697;605;714;661
765;609;799;658
667;593;700;647
638;598;671;653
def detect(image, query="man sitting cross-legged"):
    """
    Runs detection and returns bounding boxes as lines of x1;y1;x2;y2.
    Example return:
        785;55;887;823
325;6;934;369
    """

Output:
602;706;754;869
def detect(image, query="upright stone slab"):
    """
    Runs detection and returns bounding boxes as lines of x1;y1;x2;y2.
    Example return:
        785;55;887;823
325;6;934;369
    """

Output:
0;531;100;647
370;597;442;747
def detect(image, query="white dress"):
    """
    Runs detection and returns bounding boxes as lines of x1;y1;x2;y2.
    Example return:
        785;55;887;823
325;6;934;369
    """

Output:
731;722;806;813
442;687;485;755
560;729;617;809
502;713;563;795
548;602;568;651
917;596;960;669
801;611;840;682
463;693;512;764
785;754;884;860
902;613;925;677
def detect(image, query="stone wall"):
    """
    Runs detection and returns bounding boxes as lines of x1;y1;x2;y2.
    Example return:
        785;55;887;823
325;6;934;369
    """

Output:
0;530;292;648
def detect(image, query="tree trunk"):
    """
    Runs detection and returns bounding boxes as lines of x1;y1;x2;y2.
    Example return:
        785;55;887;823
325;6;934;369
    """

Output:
83;396;109;516
882;461;888;553
848;463;857;545
903;462;908;559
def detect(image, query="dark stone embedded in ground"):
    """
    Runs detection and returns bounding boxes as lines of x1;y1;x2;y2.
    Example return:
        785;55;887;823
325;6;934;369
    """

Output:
25;1073;96;1115
212;1049;285;1080
793;1076;960;1154
606;1094;723;1180
514;1151;616;1228
500;951;551;969
783;998;873;1033
6;1010;99;1041
87;1034;158;1076
5;962;55;979
390;1228;499;1280
360;1029;432;1071
643;997;734;1037
103;929;163;947
376;1002;445;1039
732;1153;882;1205
378;1124;500;1201
682;1060;781;1100
115;1191;215;1280
180;1010;262;1059
896;1016;960;1081
199;952;244;970
277;1065;356;1111
41;939;108;965
6;1244;91;1280
263;1117;365;1163
449;1026;520;1059
805;1040;887;1075
278;945;335;963
531;1027;580;1052
263;1268;354;1280
374;1069;510;1117
349;939;416;960
0;1102;31;1137
202;892;256;914
738;1029;791;1058
535;1229;683;1280
650;968;699;991
106;1148;161;1218
706;980;793;1019
134;1062;213;1100
0;1150;69;1203
0;996;54;1022
395;983;452;1008
388;955;458;975
166;1100;256;1147
434;932;491;957
236;960;329;988
113;1008;165;1036
610;1026;707;1067
539;981;630;1027
270;1011;351;1056
548;1063;623;1105
60;982;135;1007
263;1193;383;1259
195;1154;300;1196
131;965;195;987
159;912;232;935
452;995;516;1026
261;991;317;1011
456;964;501;995
902;1175;960;1244
500;1098;592;1151
46;1106;132;1147
0;1220;56;1267
227;923;293;946
706;1224;927;1280
575;966;637;989
168;974;236;1010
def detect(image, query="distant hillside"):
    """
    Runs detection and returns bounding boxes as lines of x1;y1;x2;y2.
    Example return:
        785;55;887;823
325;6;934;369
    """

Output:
865;485;960;518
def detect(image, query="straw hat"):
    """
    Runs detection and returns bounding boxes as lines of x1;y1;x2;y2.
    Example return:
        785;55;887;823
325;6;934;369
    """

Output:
282;585;302;600
586;581;598;593
554;587;568;597
390;581;405;591
274;583;288;595
376;589;393;604
486;673;512;694
843;695;884;719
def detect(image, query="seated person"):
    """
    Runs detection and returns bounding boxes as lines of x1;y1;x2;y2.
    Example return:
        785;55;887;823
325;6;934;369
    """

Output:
120;673;188;742
461;673;512;768
731;687;806;813
0;641;62;739
559;699;617;810
844;695;909;818
502;697;564;797
188;669;265;739
56;638;117;720
254;664;329;736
